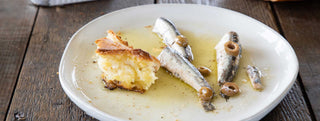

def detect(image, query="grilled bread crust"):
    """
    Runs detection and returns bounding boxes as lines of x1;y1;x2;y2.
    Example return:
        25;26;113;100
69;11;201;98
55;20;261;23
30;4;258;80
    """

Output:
95;30;160;93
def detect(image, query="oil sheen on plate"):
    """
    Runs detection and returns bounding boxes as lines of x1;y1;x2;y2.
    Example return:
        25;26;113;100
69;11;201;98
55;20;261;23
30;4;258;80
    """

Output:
73;26;271;121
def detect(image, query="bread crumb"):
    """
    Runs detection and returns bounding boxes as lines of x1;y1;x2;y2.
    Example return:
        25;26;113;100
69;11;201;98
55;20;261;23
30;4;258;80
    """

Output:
128;117;132;120
116;31;122;36
56;72;59;75
160;46;166;49
241;79;247;83
144;25;152;28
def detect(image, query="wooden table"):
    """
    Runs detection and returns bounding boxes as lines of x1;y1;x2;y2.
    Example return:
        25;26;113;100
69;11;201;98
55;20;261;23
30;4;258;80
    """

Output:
1;0;319;120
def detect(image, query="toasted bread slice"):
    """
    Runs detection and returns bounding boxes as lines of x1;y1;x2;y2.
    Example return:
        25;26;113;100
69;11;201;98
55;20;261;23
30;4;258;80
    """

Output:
95;30;160;93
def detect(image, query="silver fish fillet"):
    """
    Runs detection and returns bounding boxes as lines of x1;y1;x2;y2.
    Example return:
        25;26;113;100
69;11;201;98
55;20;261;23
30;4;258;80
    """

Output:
246;65;263;90
158;46;215;111
153;17;194;61
215;31;241;98
215;31;241;85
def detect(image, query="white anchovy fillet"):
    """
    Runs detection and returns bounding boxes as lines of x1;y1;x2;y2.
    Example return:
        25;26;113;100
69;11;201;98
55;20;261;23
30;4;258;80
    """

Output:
246;65;263;90
158;46;215;111
215;31;241;99
215;31;241;85
153;17;194;61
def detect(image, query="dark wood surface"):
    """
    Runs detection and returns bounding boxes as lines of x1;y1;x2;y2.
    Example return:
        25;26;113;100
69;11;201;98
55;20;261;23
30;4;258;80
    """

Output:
159;0;313;121
0;0;37;120
272;1;320;120
0;0;318;120
4;0;153;121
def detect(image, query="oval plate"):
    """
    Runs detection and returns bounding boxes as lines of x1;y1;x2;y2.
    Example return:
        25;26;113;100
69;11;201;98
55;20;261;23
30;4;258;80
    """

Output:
59;4;298;121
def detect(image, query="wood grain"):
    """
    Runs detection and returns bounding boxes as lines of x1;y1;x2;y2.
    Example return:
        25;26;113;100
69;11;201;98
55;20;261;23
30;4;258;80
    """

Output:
0;0;37;120
5;0;153;121
157;0;278;29
273;1;320;120
158;0;312;120
262;81;312;121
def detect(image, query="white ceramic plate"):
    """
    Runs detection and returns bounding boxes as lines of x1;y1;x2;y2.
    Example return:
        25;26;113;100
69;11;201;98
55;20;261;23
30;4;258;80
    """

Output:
59;4;298;121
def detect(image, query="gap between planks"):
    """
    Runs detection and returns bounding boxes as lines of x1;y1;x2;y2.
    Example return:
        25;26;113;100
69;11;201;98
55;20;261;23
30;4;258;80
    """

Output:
157;0;312;120
3;7;40;121
4;0;313;120
268;2;317;120
297;74;317;121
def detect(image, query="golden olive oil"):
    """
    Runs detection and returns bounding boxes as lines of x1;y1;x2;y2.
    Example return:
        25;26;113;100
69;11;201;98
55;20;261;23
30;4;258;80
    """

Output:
76;27;264;121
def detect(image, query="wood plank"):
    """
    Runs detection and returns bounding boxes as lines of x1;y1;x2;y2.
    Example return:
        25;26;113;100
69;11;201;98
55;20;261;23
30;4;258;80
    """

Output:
272;1;320;120
158;0;312;120
0;0;37;120
157;0;278;28
262;81;312;121
5;0;153;121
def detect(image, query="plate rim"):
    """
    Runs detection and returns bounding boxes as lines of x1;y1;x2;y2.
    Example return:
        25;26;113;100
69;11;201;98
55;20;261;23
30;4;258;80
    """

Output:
59;4;299;121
